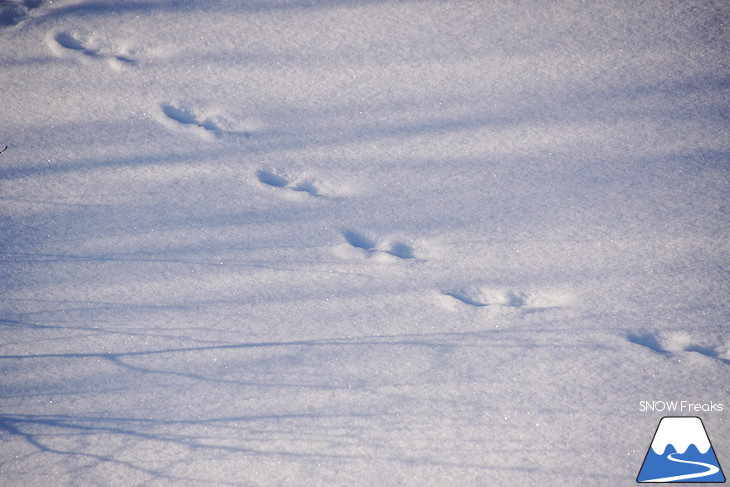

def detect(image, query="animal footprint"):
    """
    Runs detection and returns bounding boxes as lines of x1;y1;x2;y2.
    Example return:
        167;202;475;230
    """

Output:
256;169;319;196
257;169;288;188
340;229;416;260
388;241;415;259
158;103;251;141
162;103;221;137
628;331;730;363
54;32;99;57
1;1;42;28
444;286;526;308
51;31;136;67
442;285;572;311
343;230;376;252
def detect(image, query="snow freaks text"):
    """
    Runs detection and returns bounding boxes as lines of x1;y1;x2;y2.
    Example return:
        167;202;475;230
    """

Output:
639;401;724;413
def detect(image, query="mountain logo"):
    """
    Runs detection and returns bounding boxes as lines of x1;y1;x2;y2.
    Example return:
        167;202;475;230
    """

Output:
637;416;726;483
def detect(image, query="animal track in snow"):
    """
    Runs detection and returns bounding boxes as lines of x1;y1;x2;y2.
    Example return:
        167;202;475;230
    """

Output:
256;169;320;197
158;103;252;141
54;32;100;57
442;284;572;311
387;241;416;259
257;169;288;188
1;0;41;28
628;331;730;363
50;31;136;68
445;288;525;308
339;229;417;260
162;104;221;137
343;230;376;251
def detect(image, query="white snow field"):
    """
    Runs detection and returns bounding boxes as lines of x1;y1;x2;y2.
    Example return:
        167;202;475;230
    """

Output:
1;0;728;485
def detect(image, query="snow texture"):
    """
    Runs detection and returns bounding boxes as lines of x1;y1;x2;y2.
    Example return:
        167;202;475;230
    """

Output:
1;0;728;485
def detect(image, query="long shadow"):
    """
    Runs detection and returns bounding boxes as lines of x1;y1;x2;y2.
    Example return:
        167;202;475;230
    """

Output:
0;415;171;480
0;328;614;481
35;0;423;20
0;411;377;484
0;328;614;363
0;148;193;180
0;408;539;481
3;72;726;182
0;335;449;361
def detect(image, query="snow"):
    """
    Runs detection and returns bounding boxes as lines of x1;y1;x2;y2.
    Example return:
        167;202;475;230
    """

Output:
1;0;728;485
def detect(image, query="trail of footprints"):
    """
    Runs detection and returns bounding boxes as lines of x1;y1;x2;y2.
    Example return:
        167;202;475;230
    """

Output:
38;27;568;318
41;26;560;317
46;24;716;363
256;173;417;258
259;166;575;315
50;30;225;139
50;30;231;140
50;29;258;139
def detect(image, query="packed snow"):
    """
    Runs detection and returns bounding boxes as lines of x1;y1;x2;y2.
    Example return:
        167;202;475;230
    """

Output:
1;0;728;485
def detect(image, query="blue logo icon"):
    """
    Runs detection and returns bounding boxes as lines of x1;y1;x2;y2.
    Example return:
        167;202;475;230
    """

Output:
637;416;725;483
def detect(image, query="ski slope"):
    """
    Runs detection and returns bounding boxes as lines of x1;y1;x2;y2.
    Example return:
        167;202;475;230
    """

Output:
1;1;728;485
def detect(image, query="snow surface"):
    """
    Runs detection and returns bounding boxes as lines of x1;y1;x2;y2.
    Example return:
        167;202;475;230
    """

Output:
1;0;728;485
